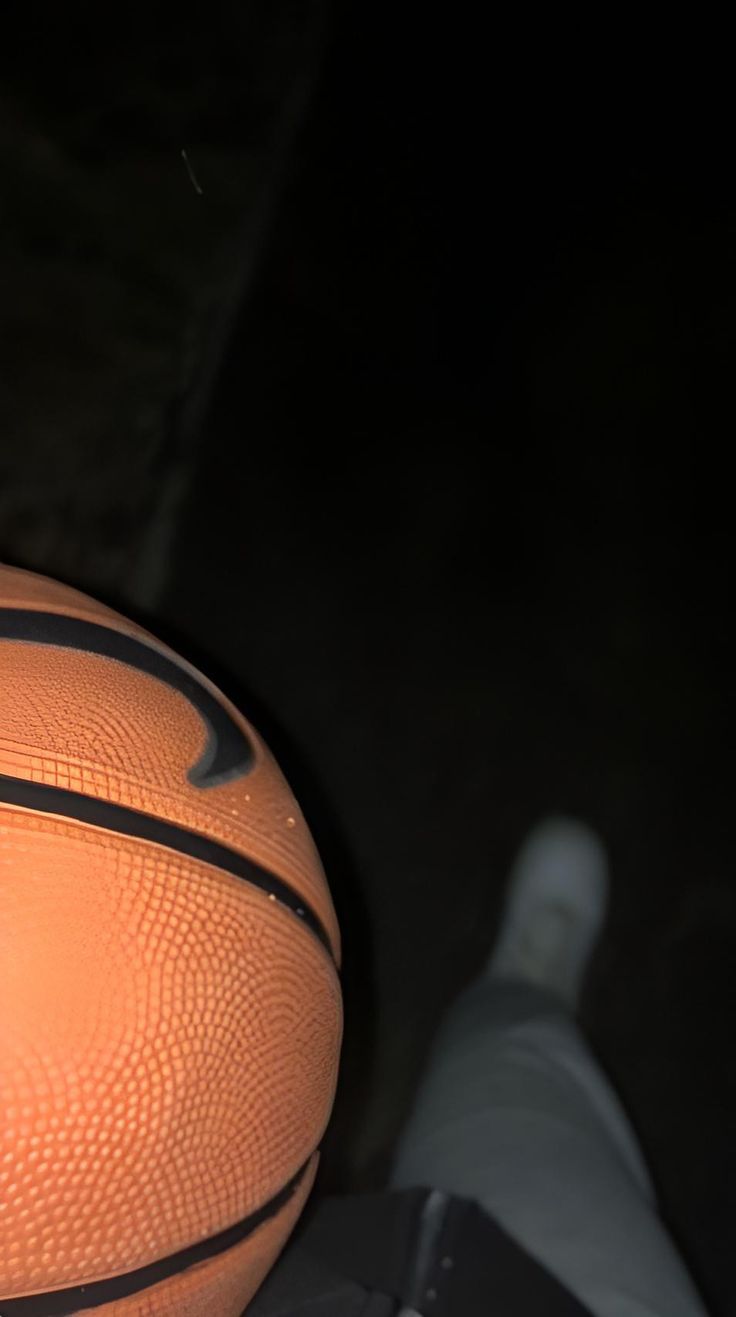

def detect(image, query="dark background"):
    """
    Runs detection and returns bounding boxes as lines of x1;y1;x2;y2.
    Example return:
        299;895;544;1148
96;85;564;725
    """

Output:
1;8;733;1315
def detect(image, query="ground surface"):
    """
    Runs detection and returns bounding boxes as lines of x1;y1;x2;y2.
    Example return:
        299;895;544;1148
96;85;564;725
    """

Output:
2;11;732;1314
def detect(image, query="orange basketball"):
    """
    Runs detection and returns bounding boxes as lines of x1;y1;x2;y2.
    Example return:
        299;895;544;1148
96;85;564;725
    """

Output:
0;564;342;1316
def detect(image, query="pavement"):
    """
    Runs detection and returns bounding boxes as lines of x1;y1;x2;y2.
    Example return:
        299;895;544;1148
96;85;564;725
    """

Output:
1;10;733;1314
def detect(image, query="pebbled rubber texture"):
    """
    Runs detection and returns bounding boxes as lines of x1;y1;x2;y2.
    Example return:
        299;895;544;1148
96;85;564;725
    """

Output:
0;563;342;1314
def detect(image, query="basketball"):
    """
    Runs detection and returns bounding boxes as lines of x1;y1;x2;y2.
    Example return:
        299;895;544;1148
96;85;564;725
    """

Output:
0;564;343;1316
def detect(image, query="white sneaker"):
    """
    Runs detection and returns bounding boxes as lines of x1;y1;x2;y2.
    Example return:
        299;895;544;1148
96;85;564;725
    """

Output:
484;816;610;1011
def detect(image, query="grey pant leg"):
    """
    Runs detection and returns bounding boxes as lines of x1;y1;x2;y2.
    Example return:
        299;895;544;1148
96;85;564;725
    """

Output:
390;980;708;1317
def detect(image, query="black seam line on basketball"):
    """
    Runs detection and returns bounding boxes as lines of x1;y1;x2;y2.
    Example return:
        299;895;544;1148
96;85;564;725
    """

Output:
0;609;253;788
0;774;334;961
0;1160;312;1316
